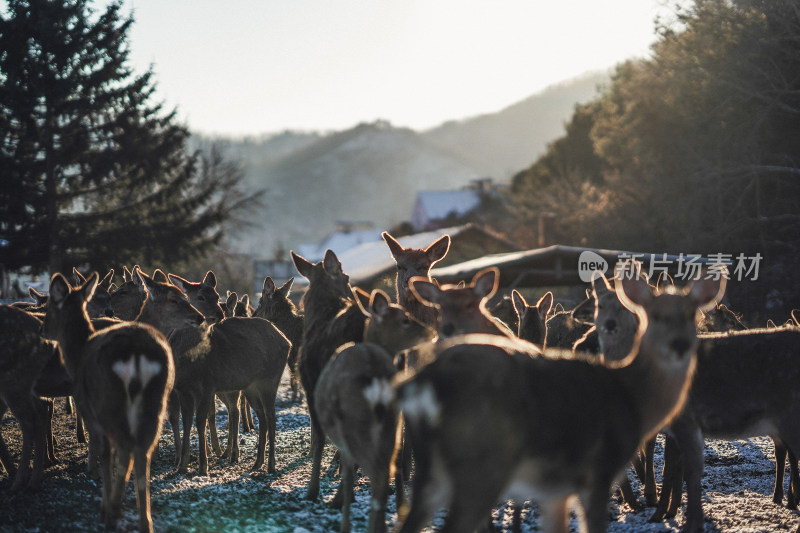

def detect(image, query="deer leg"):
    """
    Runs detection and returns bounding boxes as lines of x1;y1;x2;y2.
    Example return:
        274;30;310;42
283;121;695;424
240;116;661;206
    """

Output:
107;447;132;529
98;435;113;525
240;395;254;433
227;392;241;465
245;391;267;471
167;391;182;467
7;396;35;492
672;422;705;533
306;415;325;501
369;467;391;533
650;433;682;522
338;462;354;533
265;390;278;473
395;449;446;533
643;436;658;506
617;472;640;511
196;393;213;476
27;397;49;490
73;398;86;444
207;395;223;457
789;447;800;509
775;436;788;505
511;501;524;533
582;482;615;533
177;392;195;474
43;398;57;466
134;447;155;533
537;498;570;533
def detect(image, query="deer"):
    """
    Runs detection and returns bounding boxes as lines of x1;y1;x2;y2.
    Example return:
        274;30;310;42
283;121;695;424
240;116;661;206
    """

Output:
291;249;367;501
165;269;291;477
645;300;800;529
490;293;519;332
392;263;725;533
314;289;436;533
0;305;60;491
409;266;516;341
382;231;451;327
166;270;249;464
39;270;200;533
511;290;553;346
254;276;304;404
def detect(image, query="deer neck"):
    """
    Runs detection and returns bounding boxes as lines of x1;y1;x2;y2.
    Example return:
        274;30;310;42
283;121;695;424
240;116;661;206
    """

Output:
615;340;697;442
56;308;94;378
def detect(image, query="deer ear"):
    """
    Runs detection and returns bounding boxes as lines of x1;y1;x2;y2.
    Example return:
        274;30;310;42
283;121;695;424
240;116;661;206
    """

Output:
322;249;342;275
278;277;294;298
262;276;276;296
291;251;313;279
537;291;554;319
425;234;451;264
409;277;440;307
168;274;187;293
202;271;217;288
382;231;405;259
153;269;168;283
80;272;99;303
73;267;85;286
689;273;727;314
241;294;250;308
369;289;391;319
511;290;527;318
614;272;653;314
49;274;71;305
473;268;499;299
591;271;613;298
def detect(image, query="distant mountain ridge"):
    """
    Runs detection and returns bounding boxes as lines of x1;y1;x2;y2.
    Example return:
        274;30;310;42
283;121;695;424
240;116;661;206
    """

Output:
195;70;610;257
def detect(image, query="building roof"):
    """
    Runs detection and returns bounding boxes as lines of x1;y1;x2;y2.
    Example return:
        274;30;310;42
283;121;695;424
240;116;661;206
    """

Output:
415;190;481;222
431;244;728;288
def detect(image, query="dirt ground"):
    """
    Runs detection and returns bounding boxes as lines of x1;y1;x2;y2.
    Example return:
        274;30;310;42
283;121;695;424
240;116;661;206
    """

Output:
1;370;799;532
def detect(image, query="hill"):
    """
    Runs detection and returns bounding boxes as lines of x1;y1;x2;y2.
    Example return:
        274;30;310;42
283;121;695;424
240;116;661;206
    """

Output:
198;70;611;256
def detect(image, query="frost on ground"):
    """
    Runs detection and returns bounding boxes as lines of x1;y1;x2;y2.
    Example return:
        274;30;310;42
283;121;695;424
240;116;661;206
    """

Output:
1;369;799;532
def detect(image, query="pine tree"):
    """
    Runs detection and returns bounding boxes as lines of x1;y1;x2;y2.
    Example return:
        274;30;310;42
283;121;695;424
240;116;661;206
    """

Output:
0;0;238;275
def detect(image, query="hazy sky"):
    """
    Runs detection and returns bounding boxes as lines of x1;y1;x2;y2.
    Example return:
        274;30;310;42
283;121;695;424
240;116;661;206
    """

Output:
117;1;672;136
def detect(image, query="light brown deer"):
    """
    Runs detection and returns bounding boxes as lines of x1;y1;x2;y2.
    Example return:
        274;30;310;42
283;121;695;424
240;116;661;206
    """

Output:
315;289;436;533
409;266;515;340
165;270;290;476
40;271;193;533
393;264;725;533
254;276;304;403
291;249;367;501
382;231;451;327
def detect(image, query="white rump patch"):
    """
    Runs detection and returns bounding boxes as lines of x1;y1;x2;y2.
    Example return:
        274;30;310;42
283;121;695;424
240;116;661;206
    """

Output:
112;357;136;388
363;378;393;408
111;354;163;435
399;382;440;425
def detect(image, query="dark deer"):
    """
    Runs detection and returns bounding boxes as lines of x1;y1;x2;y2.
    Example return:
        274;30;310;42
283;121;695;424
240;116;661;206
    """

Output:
0;305;59;491
511;290;553;346
291;249;367;501
382;231;450;327
254;276;304;403
315;289;435;533
40;271;192;533
393;264;725;533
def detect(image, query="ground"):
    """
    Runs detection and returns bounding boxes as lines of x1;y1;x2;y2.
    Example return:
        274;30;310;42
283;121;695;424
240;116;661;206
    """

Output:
1;370;799;532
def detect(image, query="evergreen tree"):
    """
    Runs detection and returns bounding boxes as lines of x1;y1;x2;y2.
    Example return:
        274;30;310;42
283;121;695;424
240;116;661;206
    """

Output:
0;0;239;275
